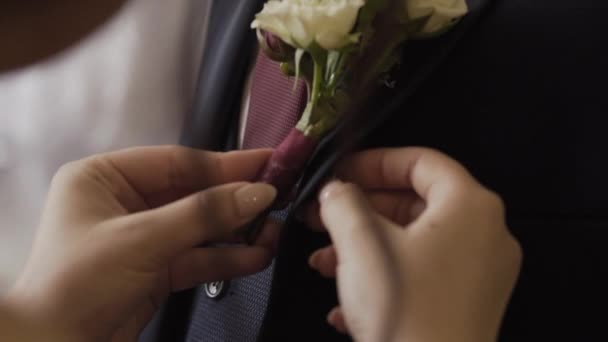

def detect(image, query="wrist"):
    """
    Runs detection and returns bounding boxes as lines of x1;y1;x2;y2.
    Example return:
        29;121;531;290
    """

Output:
395;330;495;342
393;318;498;342
2;293;86;342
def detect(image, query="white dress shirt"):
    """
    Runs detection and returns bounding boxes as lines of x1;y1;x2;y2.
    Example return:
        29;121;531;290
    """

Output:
0;0;213;291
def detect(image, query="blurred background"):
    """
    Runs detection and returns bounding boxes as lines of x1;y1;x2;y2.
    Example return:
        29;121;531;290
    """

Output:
0;0;210;291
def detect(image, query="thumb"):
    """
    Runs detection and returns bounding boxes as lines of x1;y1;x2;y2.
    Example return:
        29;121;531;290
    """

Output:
319;180;392;268
318;181;399;341
114;182;277;259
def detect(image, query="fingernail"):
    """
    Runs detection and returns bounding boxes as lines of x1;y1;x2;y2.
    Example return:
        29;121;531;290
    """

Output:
319;180;344;203
308;250;322;269
235;183;277;218
327;309;339;326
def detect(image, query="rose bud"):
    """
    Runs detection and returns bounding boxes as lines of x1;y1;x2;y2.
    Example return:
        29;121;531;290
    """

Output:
257;29;295;62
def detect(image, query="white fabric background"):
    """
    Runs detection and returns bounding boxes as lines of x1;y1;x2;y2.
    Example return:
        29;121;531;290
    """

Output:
0;0;212;291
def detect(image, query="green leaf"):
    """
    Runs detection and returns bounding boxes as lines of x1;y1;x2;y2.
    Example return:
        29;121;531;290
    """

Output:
294;48;305;91
410;17;463;39
280;62;295;76
325;51;341;84
307;42;328;66
357;0;390;32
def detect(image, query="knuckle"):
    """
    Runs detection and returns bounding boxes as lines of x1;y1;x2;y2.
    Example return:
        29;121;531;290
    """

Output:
492;234;524;280
490;221;522;269
196;190;215;214
445;180;470;199
339;182;364;200
505;234;523;268
52;158;98;186
447;186;508;237
466;187;506;220
53;161;79;181
412;146;445;159
322;182;360;206
165;146;195;190
339;182;361;197
480;189;506;216
194;191;220;238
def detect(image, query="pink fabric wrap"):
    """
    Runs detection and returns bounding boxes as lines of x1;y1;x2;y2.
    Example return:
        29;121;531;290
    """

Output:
258;128;318;206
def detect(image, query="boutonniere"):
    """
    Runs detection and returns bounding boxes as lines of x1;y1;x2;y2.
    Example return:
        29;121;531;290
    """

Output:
246;0;468;241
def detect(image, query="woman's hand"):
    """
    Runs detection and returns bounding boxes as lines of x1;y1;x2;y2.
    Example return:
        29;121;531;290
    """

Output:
6;146;279;342
307;148;522;342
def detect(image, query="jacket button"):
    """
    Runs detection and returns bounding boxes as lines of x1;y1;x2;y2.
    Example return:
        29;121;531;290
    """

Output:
204;280;228;300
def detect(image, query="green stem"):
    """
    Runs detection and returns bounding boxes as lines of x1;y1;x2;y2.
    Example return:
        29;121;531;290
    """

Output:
311;60;323;106
296;59;324;133
296;103;313;133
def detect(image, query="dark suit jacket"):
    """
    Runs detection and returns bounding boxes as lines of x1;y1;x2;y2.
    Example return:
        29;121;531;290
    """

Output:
143;0;608;340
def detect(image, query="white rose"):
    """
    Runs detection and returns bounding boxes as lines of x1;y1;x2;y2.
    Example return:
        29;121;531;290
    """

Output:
405;0;468;35
251;0;365;50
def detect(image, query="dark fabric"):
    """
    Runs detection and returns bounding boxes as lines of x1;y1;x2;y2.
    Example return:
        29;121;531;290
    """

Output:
145;0;608;341
179;0;262;150
185;267;273;342
259;1;608;341
185;52;308;342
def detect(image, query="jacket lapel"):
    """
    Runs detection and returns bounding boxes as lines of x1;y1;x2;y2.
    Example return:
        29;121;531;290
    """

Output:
179;0;263;150
292;0;494;210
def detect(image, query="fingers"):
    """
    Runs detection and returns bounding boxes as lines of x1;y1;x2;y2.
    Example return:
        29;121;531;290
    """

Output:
366;191;426;226
327;307;349;335
308;245;337;278
304;189;425;232
170;221;282;291
253;219;282;253
115;182;277;258
318;181;392;267
315;180;431;341
169;245;273;291
301;201;324;231
335;148;475;201
89;146;271;200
